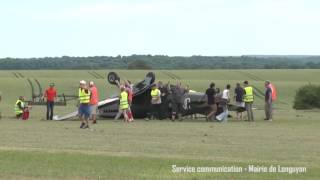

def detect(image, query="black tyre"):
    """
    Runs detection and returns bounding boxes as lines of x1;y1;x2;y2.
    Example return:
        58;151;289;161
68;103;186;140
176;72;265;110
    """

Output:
107;72;120;85
146;72;155;84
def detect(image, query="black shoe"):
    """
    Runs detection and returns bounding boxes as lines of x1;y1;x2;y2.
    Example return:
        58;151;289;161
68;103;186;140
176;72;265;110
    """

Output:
93;120;97;124
264;118;269;120
80;123;85;128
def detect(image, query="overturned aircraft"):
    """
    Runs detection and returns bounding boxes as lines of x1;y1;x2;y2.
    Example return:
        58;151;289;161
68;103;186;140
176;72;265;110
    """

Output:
54;72;239;121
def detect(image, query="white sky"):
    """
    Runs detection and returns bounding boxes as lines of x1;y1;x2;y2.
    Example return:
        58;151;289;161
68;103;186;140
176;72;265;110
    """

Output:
0;0;319;58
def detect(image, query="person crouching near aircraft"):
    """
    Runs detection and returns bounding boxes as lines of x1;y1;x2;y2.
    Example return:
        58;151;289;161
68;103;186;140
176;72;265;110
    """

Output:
89;81;99;124
79;80;91;129
119;86;130;122
14;96;31;120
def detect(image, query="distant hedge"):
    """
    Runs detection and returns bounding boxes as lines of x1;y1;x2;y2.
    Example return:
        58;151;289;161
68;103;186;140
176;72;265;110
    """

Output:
1;55;320;69
293;84;320;109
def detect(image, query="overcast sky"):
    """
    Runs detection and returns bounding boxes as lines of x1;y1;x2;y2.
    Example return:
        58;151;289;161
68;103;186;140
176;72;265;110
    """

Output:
0;0;319;58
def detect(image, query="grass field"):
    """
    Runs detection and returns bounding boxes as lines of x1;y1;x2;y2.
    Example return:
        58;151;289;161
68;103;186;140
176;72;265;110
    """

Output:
0;69;319;179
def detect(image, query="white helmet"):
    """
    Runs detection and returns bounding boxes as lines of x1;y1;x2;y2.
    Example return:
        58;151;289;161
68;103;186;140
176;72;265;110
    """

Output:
80;80;86;84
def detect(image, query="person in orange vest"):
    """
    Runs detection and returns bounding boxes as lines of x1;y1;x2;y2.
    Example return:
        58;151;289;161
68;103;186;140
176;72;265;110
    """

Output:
89;81;99;124
264;81;275;121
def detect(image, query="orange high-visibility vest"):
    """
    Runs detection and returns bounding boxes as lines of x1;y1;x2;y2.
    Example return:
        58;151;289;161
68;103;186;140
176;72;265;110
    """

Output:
270;84;277;101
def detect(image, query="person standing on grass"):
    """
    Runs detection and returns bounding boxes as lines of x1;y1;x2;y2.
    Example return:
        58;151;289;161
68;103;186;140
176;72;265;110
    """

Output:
148;83;161;120
243;80;254;121
114;80;134;122
217;84;231;122
89;81;99;124
79;80;91;129
234;83;245;120
264;81;273;121
119;86;129;122
125;81;134;122
205;83;217;121
158;81;167;119
43;83;57;120
171;82;185;121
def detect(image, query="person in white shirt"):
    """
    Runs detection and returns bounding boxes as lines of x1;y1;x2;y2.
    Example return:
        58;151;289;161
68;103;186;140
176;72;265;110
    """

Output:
217;84;231;122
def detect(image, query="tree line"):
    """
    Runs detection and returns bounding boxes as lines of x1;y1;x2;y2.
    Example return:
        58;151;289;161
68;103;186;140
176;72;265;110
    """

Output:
1;55;320;69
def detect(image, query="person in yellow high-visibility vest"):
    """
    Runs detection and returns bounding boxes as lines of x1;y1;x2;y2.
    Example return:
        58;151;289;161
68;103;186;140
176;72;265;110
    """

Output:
148;83;161;120
14;96;25;119
243;80;254;121
79;80;91;129
118;86;129;122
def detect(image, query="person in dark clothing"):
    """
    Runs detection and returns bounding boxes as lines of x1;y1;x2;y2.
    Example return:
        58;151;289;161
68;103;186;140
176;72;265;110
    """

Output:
234;83;245;120
157;81;170;119
205;83;216;121
214;88;223;116
264;81;273;121
171;82;185;121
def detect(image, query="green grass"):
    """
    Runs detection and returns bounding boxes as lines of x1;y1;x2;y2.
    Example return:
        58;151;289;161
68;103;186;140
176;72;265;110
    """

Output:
0;69;320;179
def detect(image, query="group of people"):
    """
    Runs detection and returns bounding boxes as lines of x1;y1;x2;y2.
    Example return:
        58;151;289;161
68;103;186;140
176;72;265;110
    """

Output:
13;81;99;129
11;78;275;125
112;79;189;122
78;80;99;128
205;80;275;122
148;81;190;121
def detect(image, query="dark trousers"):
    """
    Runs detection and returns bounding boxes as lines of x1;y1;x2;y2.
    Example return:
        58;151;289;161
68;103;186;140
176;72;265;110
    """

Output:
265;101;273;120
149;104;161;119
46;101;54;120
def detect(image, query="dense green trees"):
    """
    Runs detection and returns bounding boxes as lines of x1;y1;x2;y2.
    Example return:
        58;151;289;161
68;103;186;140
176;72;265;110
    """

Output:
0;55;320;69
293;84;320;109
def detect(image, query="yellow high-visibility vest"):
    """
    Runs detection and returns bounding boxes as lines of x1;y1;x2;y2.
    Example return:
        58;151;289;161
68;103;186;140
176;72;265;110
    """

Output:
14;99;24;115
151;89;160;98
244;86;254;102
120;91;129;109
79;88;91;104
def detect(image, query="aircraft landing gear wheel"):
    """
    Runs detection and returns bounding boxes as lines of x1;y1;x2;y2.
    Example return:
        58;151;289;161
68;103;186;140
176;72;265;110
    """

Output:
107;72;120;85
146;72;155;84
